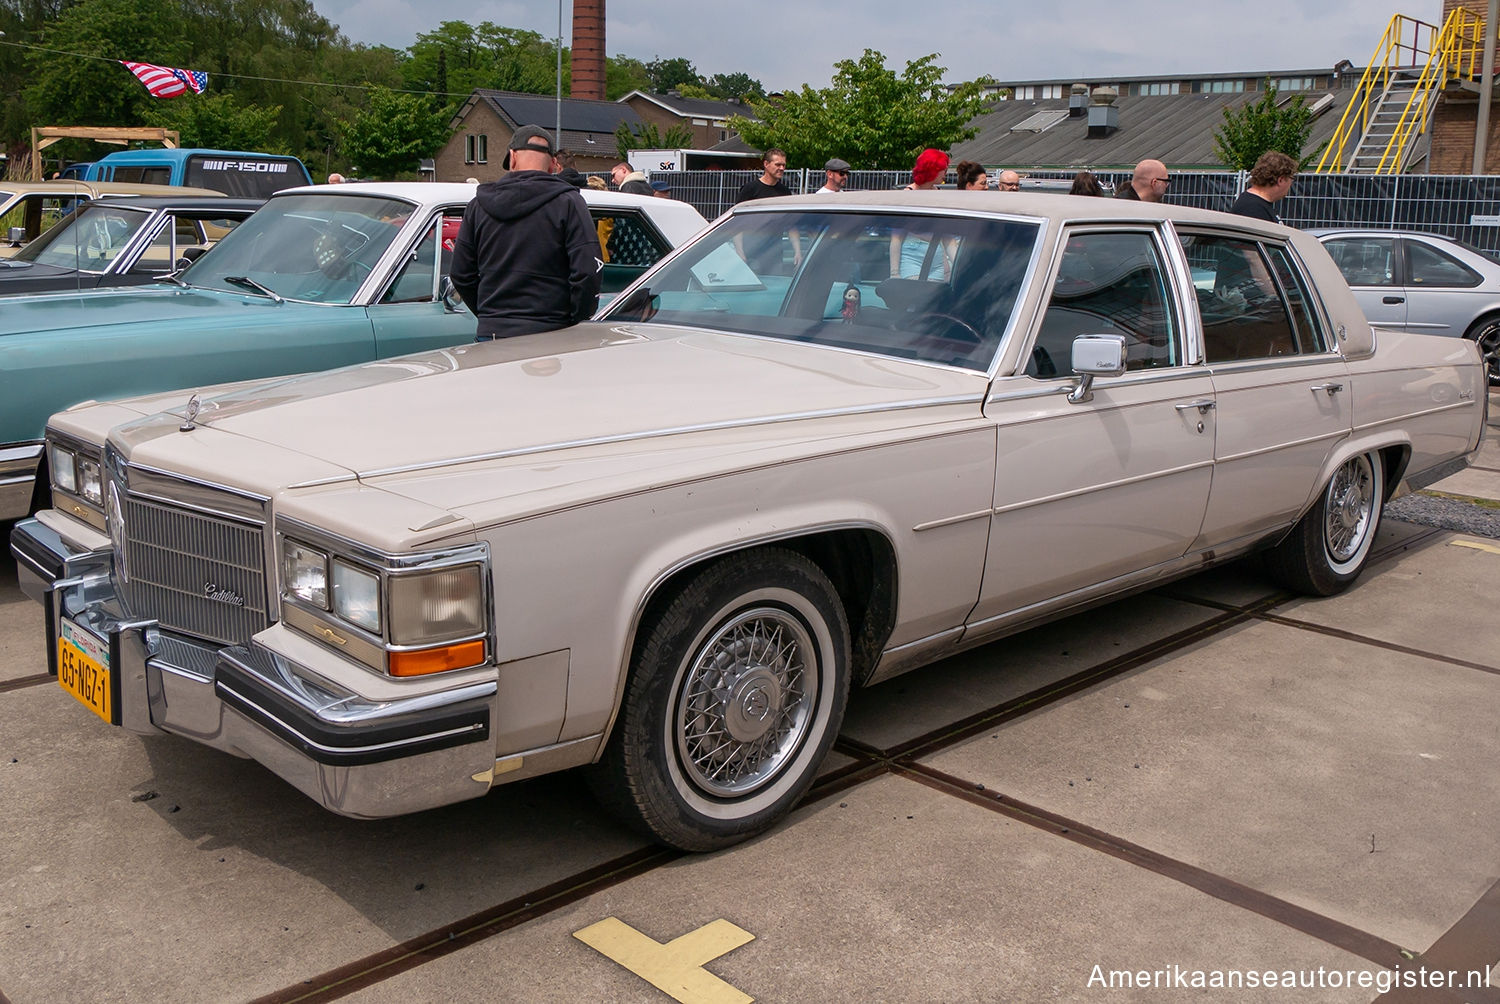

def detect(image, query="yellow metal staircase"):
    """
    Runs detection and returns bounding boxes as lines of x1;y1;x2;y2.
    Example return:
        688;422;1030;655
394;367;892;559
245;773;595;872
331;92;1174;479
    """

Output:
1316;10;1489;174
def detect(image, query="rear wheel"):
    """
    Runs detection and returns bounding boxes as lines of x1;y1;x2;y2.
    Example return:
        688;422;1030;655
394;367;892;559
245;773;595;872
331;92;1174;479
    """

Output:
1463;314;1500;385
1263;451;1384;596
590;548;850;851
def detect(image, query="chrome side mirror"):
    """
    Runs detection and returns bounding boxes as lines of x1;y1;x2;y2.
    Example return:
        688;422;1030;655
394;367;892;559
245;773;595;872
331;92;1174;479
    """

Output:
438;275;466;313
6;226;25;246
1066;334;1128;404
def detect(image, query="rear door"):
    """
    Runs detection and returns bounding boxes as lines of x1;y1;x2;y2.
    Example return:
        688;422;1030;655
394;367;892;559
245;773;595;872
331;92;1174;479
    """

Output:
1399;236;1488;337
1179;229;1352;549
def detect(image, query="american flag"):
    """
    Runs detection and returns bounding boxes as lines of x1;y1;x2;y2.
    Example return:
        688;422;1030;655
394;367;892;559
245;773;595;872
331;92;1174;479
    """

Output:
119;61;208;99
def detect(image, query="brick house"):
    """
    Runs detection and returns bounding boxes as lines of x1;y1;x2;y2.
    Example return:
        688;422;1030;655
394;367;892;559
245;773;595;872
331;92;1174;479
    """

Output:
435;90;647;182
615;91;755;150
1429;0;1500;173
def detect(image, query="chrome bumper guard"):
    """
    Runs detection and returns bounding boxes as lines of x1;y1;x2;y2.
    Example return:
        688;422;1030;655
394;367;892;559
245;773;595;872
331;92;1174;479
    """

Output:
9;517;499;819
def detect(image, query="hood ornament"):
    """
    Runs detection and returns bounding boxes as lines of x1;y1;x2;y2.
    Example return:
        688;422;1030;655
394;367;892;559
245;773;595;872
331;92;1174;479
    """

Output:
179;394;202;432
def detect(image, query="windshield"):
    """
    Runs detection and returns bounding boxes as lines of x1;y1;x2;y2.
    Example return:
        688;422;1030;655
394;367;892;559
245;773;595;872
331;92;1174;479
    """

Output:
181;193;412;304
13;202;152;271
600;209;1041;370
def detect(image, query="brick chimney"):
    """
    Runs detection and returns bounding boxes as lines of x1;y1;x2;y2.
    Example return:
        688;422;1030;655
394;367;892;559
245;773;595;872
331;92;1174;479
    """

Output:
570;0;605;101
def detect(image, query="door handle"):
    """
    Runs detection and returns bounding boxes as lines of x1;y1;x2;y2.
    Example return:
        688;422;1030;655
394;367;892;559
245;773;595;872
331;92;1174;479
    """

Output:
1310;382;1344;396
1174;399;1216;414
1381;295;1405;304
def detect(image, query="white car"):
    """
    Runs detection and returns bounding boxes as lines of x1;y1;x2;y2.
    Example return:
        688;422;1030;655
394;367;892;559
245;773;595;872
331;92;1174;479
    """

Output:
13;192;1486;851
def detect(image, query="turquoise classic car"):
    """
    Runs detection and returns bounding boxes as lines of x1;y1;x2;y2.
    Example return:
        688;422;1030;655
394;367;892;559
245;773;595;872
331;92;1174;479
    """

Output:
0;181;707;520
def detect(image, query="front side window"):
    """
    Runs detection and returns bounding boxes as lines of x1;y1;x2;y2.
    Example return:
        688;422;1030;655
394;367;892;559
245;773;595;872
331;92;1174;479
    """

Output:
381;219;440;303
1026;230;1179;377
1406;239;1481;287
1322;237;1396;287
602;209;1040;370
14;203;152;271
0;193;84;243
1181;233;1310;362
181;193;414;304
594;210;673;294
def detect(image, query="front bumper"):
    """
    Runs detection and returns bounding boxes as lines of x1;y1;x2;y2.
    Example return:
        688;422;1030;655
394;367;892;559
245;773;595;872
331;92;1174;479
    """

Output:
10;516;498;819
0;441;43;521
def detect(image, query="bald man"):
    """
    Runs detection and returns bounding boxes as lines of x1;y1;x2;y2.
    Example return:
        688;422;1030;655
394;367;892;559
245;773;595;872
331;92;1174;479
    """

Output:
1114;159;1169;203
995;170;1022;191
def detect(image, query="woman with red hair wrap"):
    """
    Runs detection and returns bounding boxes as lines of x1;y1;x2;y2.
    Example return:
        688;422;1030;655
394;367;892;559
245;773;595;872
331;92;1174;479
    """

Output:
892;148;952;278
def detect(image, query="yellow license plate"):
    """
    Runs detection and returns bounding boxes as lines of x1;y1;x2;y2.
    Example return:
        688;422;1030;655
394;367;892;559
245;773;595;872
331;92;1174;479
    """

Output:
58;617;113;724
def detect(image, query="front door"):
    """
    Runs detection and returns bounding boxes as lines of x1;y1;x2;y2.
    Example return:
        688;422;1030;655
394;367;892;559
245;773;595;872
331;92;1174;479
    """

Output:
967;226;1215;630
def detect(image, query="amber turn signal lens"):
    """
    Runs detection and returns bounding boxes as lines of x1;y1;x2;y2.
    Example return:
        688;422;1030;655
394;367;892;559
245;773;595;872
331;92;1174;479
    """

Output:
389;639;485;677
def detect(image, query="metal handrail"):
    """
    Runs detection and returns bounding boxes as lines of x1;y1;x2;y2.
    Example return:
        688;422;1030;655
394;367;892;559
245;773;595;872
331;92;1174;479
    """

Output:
1317;14;1428;172
1376;8;1485;172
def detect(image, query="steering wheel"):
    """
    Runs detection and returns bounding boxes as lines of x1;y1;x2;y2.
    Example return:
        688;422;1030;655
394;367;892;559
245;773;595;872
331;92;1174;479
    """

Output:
911;311;983;344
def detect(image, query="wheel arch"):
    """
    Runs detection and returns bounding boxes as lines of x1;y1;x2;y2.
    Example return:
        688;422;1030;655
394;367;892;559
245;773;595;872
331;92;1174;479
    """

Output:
597;524;899;755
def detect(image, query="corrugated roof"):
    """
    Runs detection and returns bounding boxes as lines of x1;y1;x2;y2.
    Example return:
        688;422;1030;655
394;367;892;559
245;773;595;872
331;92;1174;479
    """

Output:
951;90;1358;169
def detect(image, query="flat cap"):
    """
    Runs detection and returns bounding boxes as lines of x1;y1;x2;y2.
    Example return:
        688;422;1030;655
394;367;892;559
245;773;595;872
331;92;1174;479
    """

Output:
824;158;851;172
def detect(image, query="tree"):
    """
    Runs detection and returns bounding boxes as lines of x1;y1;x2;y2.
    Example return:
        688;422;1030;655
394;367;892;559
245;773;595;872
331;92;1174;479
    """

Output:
140;92;283;150
1213;80;1317;170
614;120;695;160
340;86;451;179
645;56;697;92
605;54;652;99
731;50;994;170
703;72;763;102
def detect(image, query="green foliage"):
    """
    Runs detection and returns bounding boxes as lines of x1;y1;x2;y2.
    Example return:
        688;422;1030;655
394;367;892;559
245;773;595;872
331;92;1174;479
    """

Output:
614;119;695;161
605;54;652;99
140;92;283;150
1212;80;1317;170
645;56;697;92
404;20;563;116
25;0;190;130
340;86;451;179
732;50;994;170
703;72;763;102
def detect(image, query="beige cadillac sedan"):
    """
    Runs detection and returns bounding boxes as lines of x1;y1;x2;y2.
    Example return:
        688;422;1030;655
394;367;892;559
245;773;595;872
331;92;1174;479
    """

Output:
12;192;1488;851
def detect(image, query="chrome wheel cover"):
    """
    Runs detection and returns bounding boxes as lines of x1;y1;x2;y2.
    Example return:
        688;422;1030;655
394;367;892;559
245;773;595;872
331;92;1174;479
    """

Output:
1324;454;1375;564
675;606;817;798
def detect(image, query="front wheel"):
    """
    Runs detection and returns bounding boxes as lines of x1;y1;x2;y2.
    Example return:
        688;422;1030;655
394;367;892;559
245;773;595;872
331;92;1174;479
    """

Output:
590;548;850;851
1463;315;1500;385
1262;450;1385;596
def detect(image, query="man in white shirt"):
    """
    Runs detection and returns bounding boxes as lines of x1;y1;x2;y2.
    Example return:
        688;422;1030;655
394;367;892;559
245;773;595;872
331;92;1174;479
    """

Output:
815;158;850;194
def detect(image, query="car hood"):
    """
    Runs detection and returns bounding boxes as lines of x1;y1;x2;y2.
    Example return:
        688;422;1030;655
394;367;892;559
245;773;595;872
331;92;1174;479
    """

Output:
108;320;990;499
0;283;307;331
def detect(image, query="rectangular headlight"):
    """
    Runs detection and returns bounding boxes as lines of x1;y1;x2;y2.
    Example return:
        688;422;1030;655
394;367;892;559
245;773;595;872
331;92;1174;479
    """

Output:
78;458;103;506
50;444;77;494
283;540;329;609
387;565;484;646
332;560;381;634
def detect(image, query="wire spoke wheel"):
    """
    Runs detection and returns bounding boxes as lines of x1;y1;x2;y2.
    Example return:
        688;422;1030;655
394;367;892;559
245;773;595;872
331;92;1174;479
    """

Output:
676;607;816;798
1323;454;1375;565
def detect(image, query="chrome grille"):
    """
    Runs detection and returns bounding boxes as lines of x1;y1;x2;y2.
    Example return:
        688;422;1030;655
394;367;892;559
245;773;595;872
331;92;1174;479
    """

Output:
120;494;270;646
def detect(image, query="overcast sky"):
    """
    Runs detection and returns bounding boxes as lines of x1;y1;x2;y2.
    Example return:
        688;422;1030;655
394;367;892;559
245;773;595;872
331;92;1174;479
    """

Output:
315;0;1409;91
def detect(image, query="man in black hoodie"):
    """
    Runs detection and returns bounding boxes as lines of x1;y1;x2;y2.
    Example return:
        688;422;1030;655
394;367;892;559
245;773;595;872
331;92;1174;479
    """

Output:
451;125;603;341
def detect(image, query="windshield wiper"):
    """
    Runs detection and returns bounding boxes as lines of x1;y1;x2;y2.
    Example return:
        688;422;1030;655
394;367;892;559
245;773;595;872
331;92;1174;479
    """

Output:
223;275;284;303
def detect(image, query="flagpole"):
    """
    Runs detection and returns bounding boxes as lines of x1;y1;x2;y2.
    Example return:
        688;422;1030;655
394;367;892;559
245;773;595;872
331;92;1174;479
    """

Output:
555;0;563;149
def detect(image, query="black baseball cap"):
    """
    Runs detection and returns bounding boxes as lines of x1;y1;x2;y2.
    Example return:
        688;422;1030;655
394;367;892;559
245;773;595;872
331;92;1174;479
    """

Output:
509;125;557;155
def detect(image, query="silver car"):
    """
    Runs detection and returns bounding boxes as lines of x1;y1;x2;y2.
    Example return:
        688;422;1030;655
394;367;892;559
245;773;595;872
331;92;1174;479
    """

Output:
1314;228;1500;382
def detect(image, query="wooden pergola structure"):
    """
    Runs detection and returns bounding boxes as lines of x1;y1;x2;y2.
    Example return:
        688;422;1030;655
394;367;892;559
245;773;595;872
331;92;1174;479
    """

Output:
28;126;180;180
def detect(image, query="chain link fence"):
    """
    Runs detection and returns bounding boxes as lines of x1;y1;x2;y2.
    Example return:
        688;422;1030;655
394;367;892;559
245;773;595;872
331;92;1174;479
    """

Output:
650;168;1500;255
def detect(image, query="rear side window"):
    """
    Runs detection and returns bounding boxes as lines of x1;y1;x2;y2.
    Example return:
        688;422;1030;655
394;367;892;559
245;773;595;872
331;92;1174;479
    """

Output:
1406;239;1481;287
110;166;170;185
1322;236;1396;287
1181;233;1316;362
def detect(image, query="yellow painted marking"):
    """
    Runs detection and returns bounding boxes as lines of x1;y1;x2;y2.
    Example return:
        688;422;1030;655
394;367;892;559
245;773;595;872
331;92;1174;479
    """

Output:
1452;539;1500;555
574;917;755;1004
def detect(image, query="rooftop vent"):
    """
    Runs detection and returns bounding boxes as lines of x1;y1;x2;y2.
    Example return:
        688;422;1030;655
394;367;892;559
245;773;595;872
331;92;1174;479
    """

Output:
1069;82;1088;118
1088;86;1119;137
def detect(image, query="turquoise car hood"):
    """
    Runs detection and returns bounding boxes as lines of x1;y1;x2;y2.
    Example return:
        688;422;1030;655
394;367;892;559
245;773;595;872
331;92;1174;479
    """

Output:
1;283;300;333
